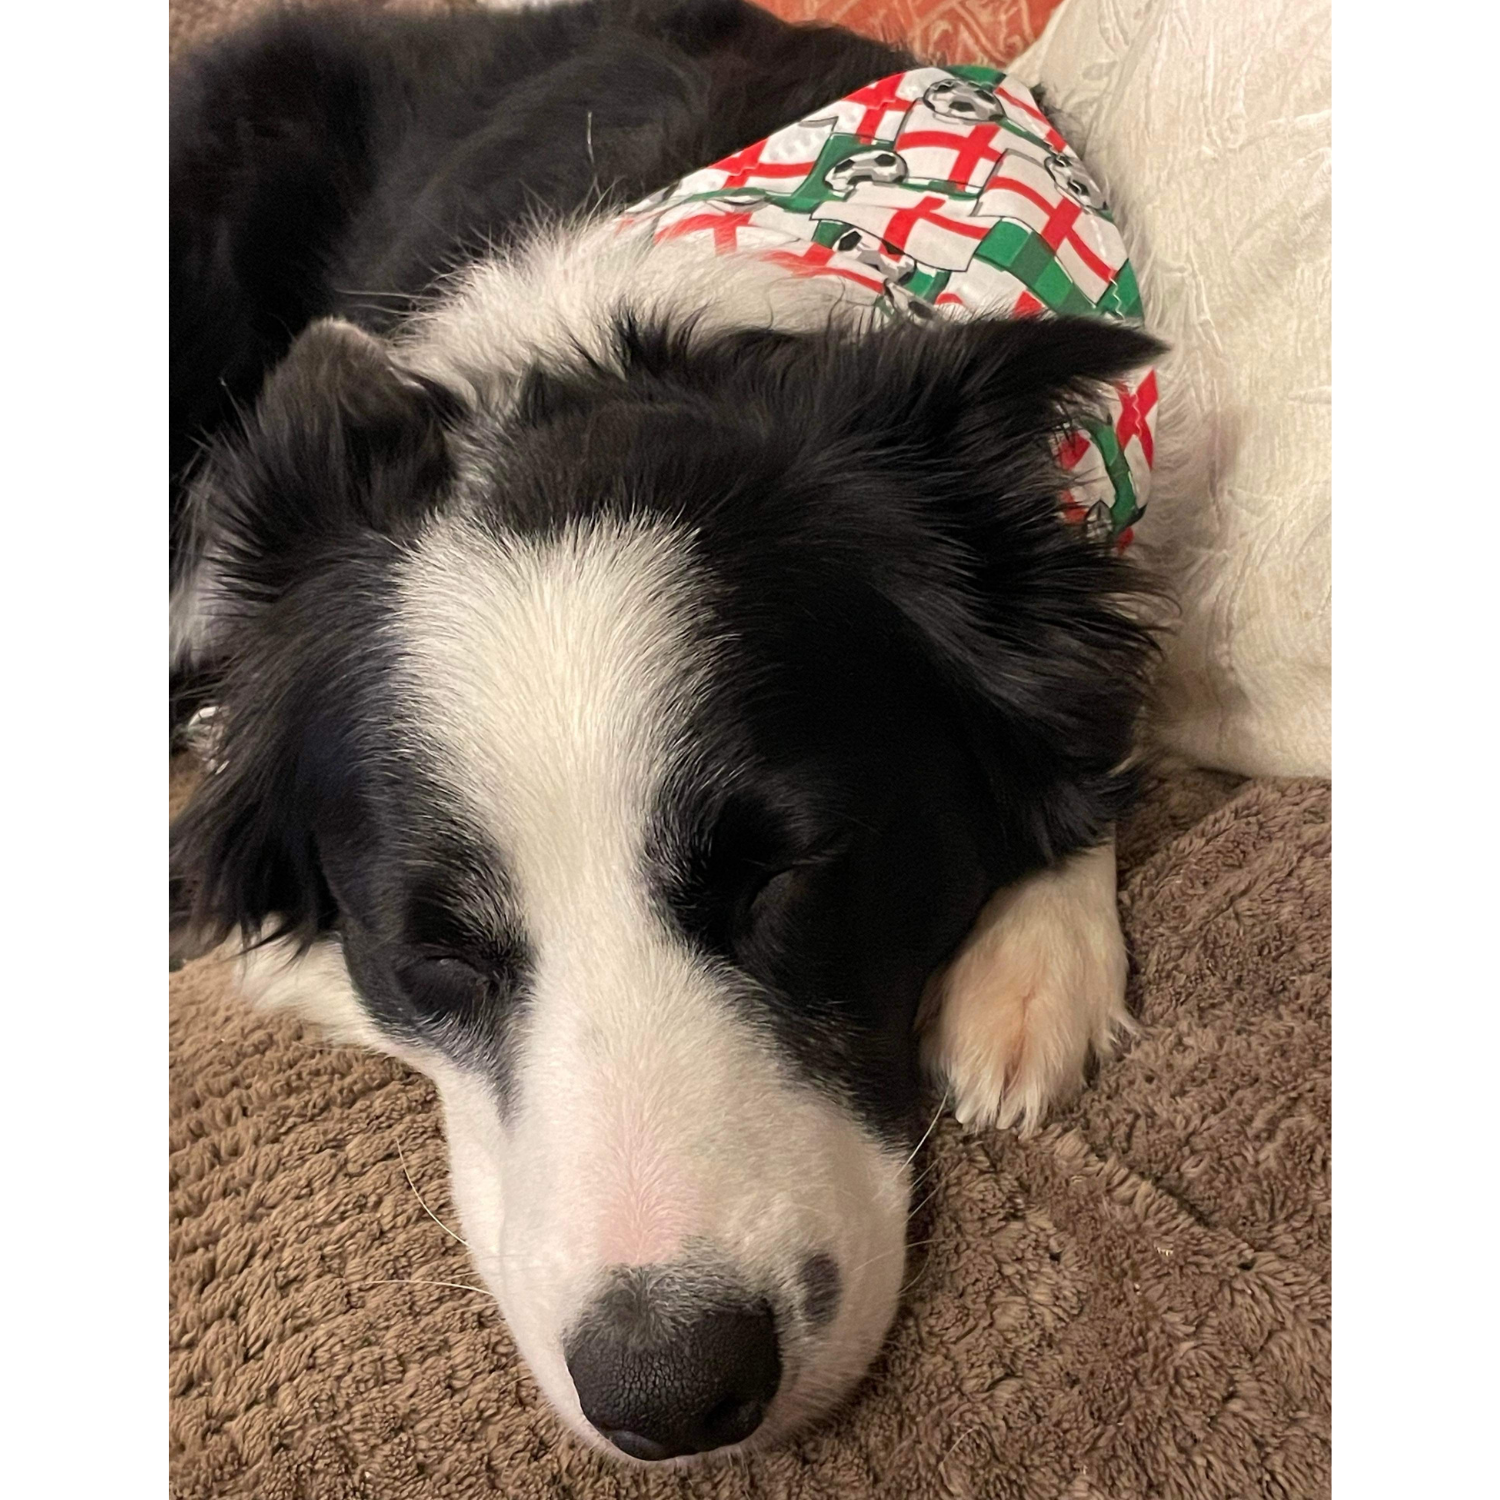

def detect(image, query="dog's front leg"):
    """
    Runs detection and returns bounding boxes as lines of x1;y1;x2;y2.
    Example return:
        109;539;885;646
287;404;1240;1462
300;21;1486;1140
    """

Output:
919;839;1132;1135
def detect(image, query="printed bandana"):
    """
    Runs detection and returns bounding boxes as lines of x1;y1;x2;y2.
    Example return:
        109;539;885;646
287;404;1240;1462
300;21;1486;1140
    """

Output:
613;66;1157;546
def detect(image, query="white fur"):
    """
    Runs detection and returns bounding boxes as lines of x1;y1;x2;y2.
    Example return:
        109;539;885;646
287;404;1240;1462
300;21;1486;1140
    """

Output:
918;840;1132;1135
235;933;385;1049
398;216;867;412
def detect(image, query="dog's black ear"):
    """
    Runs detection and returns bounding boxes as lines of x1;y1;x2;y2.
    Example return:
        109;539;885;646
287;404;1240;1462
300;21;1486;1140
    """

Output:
850;316;1163;869
755;314;1166;876
170;726;332;964
172;318;458;960
207;316;461;602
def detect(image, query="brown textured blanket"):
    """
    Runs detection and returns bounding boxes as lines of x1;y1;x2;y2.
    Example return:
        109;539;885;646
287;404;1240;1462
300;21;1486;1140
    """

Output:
170;759;1330;1500
167;5;1332;1495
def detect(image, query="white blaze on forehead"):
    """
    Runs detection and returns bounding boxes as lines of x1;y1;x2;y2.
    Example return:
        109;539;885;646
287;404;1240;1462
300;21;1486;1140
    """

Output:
395;512;746;1252
397;512;708;923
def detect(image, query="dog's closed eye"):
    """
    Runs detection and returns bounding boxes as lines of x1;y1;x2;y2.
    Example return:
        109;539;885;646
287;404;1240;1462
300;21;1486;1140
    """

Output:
395;950;506;1022
678;785;849;959
741;843;848;938
745;865;798;925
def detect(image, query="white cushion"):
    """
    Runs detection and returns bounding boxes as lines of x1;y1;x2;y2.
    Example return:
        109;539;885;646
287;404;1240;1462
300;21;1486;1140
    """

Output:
1013;0;1331;777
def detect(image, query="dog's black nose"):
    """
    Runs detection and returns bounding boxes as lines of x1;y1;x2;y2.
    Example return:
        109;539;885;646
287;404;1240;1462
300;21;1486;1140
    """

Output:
565;1268;780;1460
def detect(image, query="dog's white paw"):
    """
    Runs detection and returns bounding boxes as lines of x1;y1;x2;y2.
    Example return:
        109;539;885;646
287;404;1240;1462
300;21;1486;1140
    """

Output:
919;842;1132;1135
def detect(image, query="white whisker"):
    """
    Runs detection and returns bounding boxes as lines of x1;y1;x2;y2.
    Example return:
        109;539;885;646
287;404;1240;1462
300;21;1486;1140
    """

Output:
396;1136;468;1246
936;1423;991;1479
905;1149;948;1207
899;1091;949;1173
348;1276;495;1298
846;1236;935;1280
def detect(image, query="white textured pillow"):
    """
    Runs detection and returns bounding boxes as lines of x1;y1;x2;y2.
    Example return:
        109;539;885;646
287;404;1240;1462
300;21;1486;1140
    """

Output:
1013;0;1331;777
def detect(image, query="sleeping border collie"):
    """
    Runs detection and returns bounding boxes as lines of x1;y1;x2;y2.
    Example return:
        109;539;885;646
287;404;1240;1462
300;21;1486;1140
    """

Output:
170;0;1161;1464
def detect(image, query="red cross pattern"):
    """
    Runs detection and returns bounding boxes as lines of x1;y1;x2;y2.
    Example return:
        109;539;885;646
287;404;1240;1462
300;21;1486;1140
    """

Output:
760;242;889;296
603;66;1153;544
711;136;820;191
844;73;915;139
1113;371;1158;468
895;119;1004;191
655;207;756;254
878;193;989;260
1056;431;1093;472
982;167;1117;288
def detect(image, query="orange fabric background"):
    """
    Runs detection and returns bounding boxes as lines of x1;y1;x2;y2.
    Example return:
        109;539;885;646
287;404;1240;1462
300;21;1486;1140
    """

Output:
753;0;1062;65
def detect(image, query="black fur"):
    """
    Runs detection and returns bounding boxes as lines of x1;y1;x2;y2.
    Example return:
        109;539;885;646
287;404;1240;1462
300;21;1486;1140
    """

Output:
170;0;912;732
170;0;1162;1135
170;0;909;539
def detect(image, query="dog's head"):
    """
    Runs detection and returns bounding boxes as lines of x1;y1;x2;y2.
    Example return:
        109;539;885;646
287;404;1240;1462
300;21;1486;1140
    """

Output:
172;309;1159;1461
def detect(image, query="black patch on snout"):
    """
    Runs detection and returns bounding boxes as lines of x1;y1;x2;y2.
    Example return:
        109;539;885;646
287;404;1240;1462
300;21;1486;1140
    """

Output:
797;1252;842;1329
